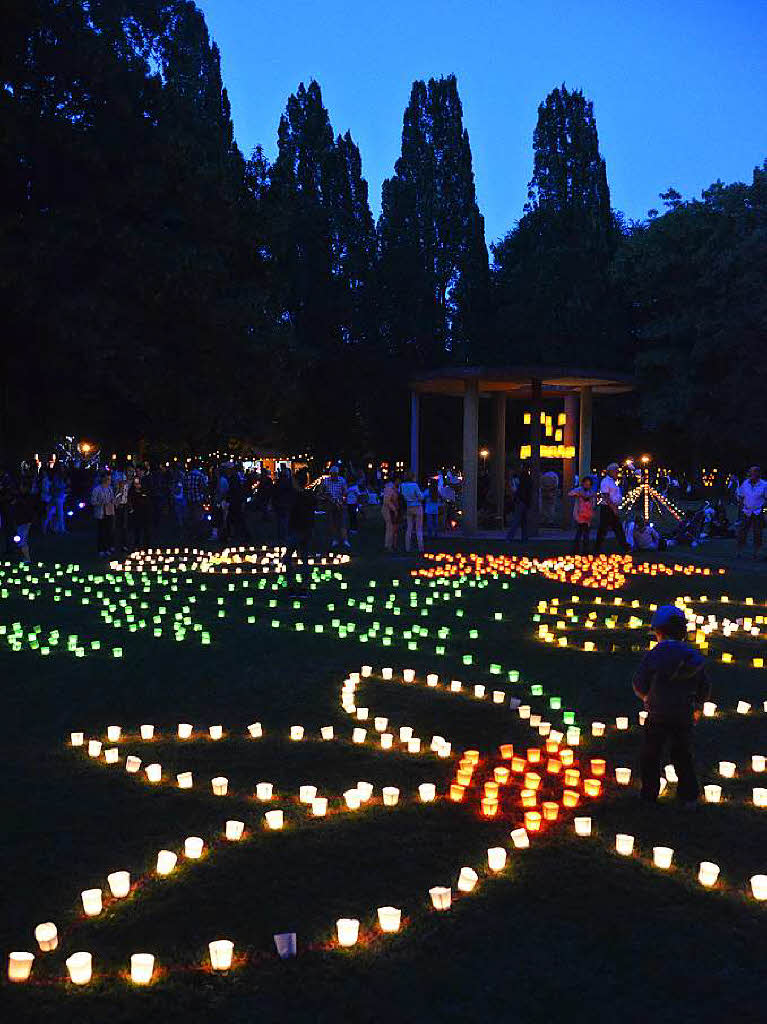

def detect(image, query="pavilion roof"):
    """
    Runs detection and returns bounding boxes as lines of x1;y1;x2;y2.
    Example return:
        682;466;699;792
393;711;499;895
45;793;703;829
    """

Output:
410;365;635;397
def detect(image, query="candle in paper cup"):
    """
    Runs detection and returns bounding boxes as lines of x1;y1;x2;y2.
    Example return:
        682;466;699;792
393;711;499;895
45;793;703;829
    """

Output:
352;728;366;744
145;763;162;783
750;875;767;900
104;747;119;764
156;850;177;875
66;951;92;985
265;809;284;830
487;847;507;872
87;740;102;758
510;828;530;849
403;668;415;682
704;784;721;803
418;783;436;802
752;755;765;773
130;953;154;985
344;788;361;810
408;737;421;753
753;788;767;807
615;834;634;856
178;723;193;739
107;871;130;898
698;861;720;887
107;726;121;742
225;820;244;840
34;922;57;952
311;797;328;816
300;785;317;803
140;725;154;740
126;755;141;773
209;940;234;970
211;777;228;796
380;733;393;749
382;786;399;806
615;768;632;785
8;952;34;982
336;919;359;946
719;761;735;778
429;886;451;910
653;846;673;869
290;725;304;741
184;837;204;859
81;888;102;916
457;867;478;892
247;722;263;738
399;726;413;743
71;732;84;747
177;771;193;789
377;906;402;932
574;817;591;837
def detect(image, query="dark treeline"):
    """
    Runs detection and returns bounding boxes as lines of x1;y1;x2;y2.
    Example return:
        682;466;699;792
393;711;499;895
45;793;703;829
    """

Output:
2;1;765;468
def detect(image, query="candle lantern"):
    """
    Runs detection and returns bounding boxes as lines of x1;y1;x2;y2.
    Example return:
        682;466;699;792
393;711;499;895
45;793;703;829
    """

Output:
564;768;580;787
408;737;421;753
361;665;372;677
8;952;34;982
419;783;436;802
344;789;361;810
377;906;402;932
81;888;102;916
382;667;393;680
704;784;721;803
140;725;154;740
542;801;559;822
520;789;537;808
583;778;602;798
510;827;530;849
311;797;328;816
209;940;234;970
256;782;273;801
487;847;507;872
34;922;58;952
653;846;673;869
511;756;526;773
178;723;193;739
265;809;284;829
750;875;767;900
105;747;119;764
71;732;84;747
481;797;498;817
450;783;465;802
356;708;369;721
65;951;92;985
615;833;634;856
130;953;155;985
615;717;629;730
737;701;751;715
518;705;531;719
615;768;632;785
527;748;541;764
212;777;228;796
88;740;102;758
562;789;579;808
702;702;716;718
457;867;478;892
107;871;130;898
126;755;141;773
226;820;245;841
494;767;510;784
499;744;514;761
403;669;416;683
300;785;318;803
357;782;374;802
590;759;606;777
429;886;451;910
427;673;439;687
336;918;360;946
450;681;462;693
529;714;541;728
752;755;765;773
566;727;580;746
156;850;177;875
474;684;486;698
574;816;591;837
247;722;263;738
381;733;393;749
592;722;605;737
290;726;304;741
177;771;193;789
185;837;204;858
559;749;574;767
274;932;297;959
524;810;542;832
374;717;388;732
698;861;720;887
524;772;541;791
718;761;736;779
107;726;121;742
753;788;767;807
352;728;367;744
399;726;414;743
145;763;162;783
208;725;223;741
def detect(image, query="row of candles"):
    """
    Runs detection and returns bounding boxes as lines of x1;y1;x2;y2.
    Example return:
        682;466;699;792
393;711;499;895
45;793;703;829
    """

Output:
114;545;350;576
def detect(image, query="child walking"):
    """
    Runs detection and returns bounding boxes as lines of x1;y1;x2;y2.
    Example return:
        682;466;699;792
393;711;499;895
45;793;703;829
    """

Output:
568;476;597;554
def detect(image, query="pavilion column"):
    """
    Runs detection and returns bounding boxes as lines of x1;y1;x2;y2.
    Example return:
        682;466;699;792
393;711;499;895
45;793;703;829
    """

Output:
493;393;507;528
528;379;542;538
462;378;479;534
562;394;578;527
410;391;420;480
579;385;593;482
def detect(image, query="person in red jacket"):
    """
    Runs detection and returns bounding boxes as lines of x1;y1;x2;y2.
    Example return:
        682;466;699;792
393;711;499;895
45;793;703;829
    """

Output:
568;475;597;554
632;605;710;806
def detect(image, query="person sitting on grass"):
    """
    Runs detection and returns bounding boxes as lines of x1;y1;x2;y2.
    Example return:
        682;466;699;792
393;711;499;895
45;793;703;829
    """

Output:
632;605;710;807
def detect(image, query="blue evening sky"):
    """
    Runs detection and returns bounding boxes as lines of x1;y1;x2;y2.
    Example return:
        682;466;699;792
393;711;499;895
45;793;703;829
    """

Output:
198;0;766;244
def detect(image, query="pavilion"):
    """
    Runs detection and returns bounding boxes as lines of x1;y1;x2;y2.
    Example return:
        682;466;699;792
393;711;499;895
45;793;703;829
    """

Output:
409;366;635;535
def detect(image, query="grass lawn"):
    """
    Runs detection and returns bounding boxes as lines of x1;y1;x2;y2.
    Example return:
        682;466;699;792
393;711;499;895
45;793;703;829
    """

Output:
1;514;766;1023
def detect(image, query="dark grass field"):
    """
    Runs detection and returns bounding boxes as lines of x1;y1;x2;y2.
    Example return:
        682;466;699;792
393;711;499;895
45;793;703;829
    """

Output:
1;513;766;1024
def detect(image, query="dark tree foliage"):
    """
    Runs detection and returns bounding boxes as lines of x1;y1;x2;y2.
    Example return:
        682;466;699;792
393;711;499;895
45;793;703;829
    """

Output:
613;164;767;467
491;84;627;368
378;75;490;367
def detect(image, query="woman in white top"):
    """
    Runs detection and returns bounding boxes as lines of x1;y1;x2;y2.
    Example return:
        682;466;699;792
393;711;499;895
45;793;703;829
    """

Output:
400;472;426;554
594;462;629;554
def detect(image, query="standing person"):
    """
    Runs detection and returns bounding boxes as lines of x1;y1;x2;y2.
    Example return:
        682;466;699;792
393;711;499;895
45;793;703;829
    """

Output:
287;468;316;591
322;465;349;549
424;479;440;540
382;475;400;553
346;477;360;534
41;469;56;534
91;471;115;556
736;465;767;559
273;467;294;546
113;468;131;551
171;466;187;534
632;605;710;806
594;462;629;553
128;474;152;550
568;475;597;554
506;466;532;542
400;472;426;554
227;469;250;543
52;466;68;533
184;462;207;540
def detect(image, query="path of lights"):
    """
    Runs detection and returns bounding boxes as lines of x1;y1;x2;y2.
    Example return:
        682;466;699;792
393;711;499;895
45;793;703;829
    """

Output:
112;545;350;576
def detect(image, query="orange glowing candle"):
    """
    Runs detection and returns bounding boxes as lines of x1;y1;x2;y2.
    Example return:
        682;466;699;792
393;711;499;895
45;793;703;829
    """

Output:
524;810;542;832
590;758;606;777
481;797;498;817
562;789;579;807
564;768;580;787
583;778;602;797
511;756;526;773
527;748;542;764
493;767;510;785
520;789;537;808
499;743;514;759
542;801;559;821
456;769;473;786
524;771;541;791
546;758;562;775
560;749;574;766
450;783;465;802
463;750;480;765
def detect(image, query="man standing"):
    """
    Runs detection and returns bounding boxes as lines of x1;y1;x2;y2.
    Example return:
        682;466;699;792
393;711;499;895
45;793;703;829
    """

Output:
322;465;350;549
594;462;629;553
506;466;532;542
91;471;115;555
736;465;767;559
184;462;207;540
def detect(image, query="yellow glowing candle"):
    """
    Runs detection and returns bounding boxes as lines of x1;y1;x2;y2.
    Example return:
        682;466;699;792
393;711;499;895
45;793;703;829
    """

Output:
290;725;304;741
562;789;579;808
542;801;559;821
592;722;605;737
7;952;34;983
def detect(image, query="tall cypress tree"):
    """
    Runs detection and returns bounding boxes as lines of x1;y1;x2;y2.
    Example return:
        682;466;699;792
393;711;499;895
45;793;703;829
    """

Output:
378;74;489;367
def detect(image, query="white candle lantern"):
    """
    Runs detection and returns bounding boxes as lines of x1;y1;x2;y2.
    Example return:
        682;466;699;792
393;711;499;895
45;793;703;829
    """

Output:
737;701;751;715
427;674;439;687
698;861;720;887
450;681;462;693
336;918;360;946
518;705;531;719
719;761;736;778
403;669;416;683
750;875;767;900
418;783;436;802
265;809;284;830
321;726;334;740
408;737;421;753
126;755;141;773
156;850;177;875
592;722;605;737
107;726;121;742
399;726;413;743
81;888;102;916
638;711;648;725
374;717;388;732
665;764;678;783
474;684;486;698
145;763;162;783
311;797;328;816
752;755;765;773
300;785;318;803
357;781;374;802
34;922;58;952
225;820;245;840
438;741;452;758
209;725;223;741
430;735;444;752
356;707;369;721
104;747;119;764
66;951;92;985
487;847;507;872
382;667;393;680
457;867;478;893
615;716;629;730
382;786;399;806
247;722;263;738
177;772;193;789
256;782;273;801
753;787;767;807
361;665;372;677
615;834;634;856
344;788;361;810
140;725;154;740
71;732;84;747
377;906;402;932
184;837;204;858
8;952;34;982
510;827;530;849
704;784;721;803
566;726;580;746
212;777;228;796
529;714;541;727
87;740;102;758
209;939;234;970
429;886;451;910
290;725;304;741
107;871;130;898
352;728;367;744
653;846;674;869
130;953;154;985
702;701;717;717
381;733;393;749
178;723;193;739
493;691;505;704
574;816;592;837
615;768;632;785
